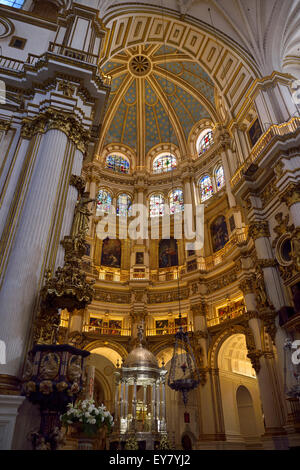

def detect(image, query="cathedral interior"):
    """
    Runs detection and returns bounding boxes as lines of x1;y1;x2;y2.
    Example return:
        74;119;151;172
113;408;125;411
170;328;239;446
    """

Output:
0;0;300;451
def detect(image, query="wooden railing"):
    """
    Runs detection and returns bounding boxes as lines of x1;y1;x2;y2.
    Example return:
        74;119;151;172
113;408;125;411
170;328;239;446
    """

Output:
231;117;300;187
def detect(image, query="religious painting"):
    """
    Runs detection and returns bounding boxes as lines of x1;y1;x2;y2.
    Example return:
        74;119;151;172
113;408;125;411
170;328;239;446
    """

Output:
210;215;229;252
229;215;235;232
89;317;102;328
159;238;178;268
109;319;122;335
248;118;263;147
155;319;168;334
101;238;121;268
136;252;144;265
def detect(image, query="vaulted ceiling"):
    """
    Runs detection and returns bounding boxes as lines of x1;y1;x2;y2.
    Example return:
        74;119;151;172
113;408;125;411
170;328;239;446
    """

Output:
99;44;216;157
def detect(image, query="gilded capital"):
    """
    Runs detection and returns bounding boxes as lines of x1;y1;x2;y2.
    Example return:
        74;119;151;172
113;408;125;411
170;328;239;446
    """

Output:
281;183;300;208
248;221;270;240
239;277;255;294
70;174;86;195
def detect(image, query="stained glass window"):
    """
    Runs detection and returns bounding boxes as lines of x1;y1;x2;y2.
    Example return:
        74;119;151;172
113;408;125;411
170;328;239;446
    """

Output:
153;154;177;173
117;193;132;217
197;130;214;155
199;175;213;202
96;189;112;215
215;166;225;191
105;154;130;174
150;194;165;217
169;189;184;214
0;0;24;7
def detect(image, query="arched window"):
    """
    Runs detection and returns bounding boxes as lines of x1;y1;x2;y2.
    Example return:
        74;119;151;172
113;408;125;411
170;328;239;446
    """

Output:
96;189;112;215
169;189;184;214
116;193;132;217
0;1;24;7
197;129;214;156
149;194;165;218
105;154;130;174
153;153;177;174
199;175;213;202
215;166;225;191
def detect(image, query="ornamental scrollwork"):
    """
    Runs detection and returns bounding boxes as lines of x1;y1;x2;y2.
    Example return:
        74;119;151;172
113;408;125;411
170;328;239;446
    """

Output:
281;183;300;208
248;221;270;240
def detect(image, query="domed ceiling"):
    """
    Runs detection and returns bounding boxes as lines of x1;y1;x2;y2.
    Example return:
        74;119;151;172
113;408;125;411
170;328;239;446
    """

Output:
99;44;217;157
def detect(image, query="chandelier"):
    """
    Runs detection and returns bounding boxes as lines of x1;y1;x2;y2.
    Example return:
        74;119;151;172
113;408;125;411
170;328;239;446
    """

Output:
168;316;201;405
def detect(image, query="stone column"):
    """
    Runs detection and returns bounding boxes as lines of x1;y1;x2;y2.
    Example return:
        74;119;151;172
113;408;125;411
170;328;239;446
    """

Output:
132;380;137;425
239;277;288;449
156;381;160;429
124;380;129;430
161;381;166;431
114;381;119;423
249;221;286;311
151;382;156;431
251;75;299;128
120;381;124;420
0;124;84;381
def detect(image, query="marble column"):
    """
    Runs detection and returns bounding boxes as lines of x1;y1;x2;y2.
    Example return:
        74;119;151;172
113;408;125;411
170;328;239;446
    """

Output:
0;128;83;380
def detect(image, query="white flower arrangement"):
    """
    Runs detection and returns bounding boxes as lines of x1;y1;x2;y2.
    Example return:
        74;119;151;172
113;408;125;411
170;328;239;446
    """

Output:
60;399;114;436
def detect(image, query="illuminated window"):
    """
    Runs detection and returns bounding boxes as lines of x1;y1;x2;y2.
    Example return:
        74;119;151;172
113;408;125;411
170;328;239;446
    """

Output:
199;175;213;202
150;194;165;217
153;153;177;174
117;193;132;217
105;154;130;174
215;166;225;191
197;129;214;155
96;189;112;215
0;0;24;7
169;189;184;214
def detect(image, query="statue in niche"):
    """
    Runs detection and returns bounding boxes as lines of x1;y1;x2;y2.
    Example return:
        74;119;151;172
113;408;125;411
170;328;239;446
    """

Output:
71;191;96;237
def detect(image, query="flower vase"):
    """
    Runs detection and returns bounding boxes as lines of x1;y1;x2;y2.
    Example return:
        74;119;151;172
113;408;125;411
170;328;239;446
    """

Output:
78;437;95;450
71;423;97;450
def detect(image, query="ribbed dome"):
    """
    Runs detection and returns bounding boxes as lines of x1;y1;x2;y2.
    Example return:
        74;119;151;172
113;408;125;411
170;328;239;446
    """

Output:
124;344;159;369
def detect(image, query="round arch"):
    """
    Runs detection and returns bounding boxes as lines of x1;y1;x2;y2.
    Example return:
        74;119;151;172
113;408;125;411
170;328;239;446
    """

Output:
84;339;129;360
208;324;256;370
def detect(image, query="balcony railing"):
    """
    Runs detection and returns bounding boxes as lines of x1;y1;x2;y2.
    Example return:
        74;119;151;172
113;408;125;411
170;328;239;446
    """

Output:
231;116;300;187
83;325;131;336
207;307;246;327
146;324;193;336
48;42;98;66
